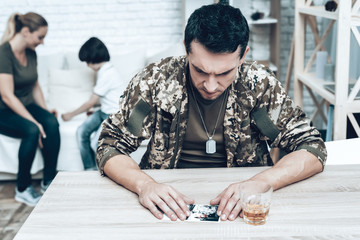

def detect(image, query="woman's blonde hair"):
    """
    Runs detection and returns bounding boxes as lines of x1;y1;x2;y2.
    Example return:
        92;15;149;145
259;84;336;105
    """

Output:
1;12;48;44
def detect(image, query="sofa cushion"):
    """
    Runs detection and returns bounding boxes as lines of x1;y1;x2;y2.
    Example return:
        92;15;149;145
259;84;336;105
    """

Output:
0;134;43;175
37;53;65;100
111;48;146;86
47;68;96;113
64;52;87;69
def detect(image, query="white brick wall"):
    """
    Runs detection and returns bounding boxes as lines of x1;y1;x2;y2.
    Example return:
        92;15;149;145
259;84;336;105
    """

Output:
0;0;183;57
0;0;319;120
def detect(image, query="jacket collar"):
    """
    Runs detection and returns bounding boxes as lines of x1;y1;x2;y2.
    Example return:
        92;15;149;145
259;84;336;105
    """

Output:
154;57;257;116
154;56;188;116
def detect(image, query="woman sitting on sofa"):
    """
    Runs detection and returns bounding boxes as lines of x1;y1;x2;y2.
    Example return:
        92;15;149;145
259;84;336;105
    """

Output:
0;12;60;206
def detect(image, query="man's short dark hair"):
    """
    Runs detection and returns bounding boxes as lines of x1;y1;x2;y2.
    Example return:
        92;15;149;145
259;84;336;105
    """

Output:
78;37;110;63
184;3;249;58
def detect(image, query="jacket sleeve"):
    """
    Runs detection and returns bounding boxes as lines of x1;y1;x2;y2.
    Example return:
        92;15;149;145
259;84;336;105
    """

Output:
96;66;156;173
248;64;327;168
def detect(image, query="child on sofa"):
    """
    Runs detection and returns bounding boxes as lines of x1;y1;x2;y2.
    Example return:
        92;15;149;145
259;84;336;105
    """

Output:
61;37;126;170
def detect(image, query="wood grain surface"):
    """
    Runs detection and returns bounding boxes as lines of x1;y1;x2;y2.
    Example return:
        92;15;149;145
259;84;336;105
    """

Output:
14;165;360;240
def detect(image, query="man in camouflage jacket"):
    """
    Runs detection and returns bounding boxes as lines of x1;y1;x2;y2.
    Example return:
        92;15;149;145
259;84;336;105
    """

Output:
96;3;327;222
97;56;326;170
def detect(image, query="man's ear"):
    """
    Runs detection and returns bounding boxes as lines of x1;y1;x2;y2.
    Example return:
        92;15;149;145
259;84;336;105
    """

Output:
183;40;189;56
239;46;250;65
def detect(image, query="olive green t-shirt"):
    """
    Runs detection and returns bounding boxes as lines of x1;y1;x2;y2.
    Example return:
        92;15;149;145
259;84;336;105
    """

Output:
0;42;38;109
177;79;228;168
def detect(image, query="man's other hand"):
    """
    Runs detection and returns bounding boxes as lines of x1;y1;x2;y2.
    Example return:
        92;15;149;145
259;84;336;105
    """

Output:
210;182;244;221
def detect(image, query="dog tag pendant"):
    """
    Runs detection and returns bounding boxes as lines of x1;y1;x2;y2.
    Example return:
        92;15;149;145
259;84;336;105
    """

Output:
206;138;216;154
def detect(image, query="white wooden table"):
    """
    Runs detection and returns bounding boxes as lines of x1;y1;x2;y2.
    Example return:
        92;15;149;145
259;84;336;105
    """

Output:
14;164;360;240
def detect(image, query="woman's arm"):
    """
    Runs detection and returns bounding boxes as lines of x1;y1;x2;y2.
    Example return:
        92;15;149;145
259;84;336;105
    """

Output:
32;81;48;109
0;73;39;123
0;73;46;140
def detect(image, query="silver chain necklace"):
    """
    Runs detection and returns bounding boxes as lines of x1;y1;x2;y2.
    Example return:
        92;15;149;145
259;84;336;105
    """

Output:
189;82;228;154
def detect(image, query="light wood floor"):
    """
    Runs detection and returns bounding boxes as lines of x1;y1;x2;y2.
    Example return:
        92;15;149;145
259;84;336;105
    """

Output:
0;180;40;240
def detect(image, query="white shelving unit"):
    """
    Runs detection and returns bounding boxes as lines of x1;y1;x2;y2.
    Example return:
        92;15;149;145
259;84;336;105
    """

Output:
294;0;360;140
232;0;281;76
248;17;278;25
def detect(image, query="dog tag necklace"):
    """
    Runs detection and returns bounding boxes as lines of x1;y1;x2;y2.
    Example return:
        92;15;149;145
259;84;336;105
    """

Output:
190;83;228;154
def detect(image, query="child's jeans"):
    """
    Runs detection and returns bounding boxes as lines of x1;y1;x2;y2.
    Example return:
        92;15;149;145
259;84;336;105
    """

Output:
76;110;109;170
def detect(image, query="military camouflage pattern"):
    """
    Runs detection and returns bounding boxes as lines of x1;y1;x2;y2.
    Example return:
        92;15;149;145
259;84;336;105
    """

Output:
96;56;327;174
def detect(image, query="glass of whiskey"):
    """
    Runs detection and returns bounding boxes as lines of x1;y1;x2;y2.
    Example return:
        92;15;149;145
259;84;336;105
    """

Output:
240;181;273;225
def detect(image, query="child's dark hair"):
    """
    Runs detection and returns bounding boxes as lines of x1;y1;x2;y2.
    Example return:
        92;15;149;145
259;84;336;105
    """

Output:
78;37;110;64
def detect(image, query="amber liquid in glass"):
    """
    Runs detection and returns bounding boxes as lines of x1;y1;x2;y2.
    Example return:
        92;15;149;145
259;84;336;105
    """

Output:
243;204;270;225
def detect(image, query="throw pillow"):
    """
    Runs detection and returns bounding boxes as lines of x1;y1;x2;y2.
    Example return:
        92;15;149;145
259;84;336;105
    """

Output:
47;68;96;113
111;48;146;86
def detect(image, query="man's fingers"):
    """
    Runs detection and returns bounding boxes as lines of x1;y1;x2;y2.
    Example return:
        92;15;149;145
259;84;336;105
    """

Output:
138;182;194;221
155;198;178;221
210;195;223;217
169;191;194;218
213;183;242;220
147;204;164;220
216;191;232;217
210;194;221;205
219;196;239;221
178;191;195;215
239;209;244;218
182;194;195;205
228;200;242;221
166;189;194;220
140;196;174;220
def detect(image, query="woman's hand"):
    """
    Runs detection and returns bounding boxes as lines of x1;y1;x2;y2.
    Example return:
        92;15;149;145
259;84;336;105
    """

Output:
34;122;46;148
49;109;58;118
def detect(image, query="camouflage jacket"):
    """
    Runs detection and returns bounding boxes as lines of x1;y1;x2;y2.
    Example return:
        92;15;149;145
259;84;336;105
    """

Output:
96;56;327;173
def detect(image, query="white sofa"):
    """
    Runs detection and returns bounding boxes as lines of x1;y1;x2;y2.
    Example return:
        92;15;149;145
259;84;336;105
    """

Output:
0;42;186;180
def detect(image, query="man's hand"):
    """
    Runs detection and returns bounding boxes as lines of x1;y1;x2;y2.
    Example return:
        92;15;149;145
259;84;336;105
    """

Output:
210;182;244;221
210;150;323;221
138;181;194;221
